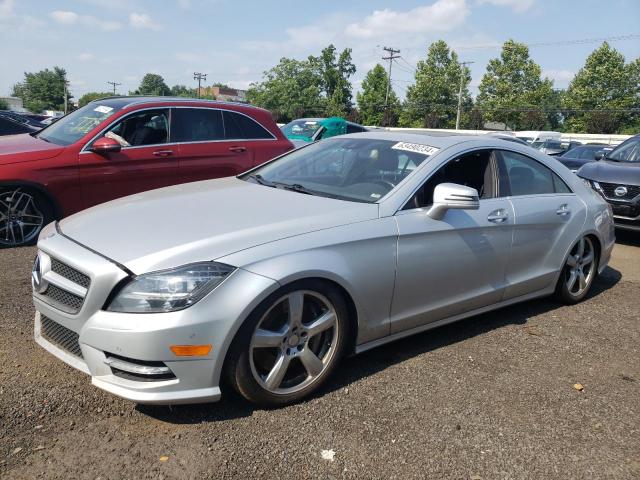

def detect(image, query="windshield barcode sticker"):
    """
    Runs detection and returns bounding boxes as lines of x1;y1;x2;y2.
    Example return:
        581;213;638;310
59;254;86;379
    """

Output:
392;142;439;156
94;105;113;113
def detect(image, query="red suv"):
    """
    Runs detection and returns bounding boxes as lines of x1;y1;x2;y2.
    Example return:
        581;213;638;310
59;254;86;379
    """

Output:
0;97;293;247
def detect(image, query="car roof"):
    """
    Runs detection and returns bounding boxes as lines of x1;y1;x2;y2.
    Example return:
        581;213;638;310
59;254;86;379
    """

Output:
89;96;265;112
336;131;483;149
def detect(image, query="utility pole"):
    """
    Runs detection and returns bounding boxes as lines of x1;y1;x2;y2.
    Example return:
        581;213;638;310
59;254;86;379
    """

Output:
455;61;474;130
63;80;69;114
382;47;400;127
193;72;207;98
107;81;121;95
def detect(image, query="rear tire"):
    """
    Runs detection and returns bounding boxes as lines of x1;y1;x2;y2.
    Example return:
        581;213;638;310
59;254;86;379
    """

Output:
0;186;54;248
224;279;350;407
554;236;598;304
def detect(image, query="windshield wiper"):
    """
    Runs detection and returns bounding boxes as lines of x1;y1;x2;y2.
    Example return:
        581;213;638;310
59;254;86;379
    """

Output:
273;182;321;196
247;174;276;187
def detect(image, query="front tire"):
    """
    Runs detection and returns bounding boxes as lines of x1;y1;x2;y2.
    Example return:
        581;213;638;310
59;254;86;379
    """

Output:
555;236;598;304
224;280;350;407
0;187;53;248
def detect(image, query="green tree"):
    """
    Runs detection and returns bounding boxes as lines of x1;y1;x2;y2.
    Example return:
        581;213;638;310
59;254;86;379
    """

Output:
357;64;399;126
399;40;471;129
247;57;325;122
11;66;71;113
78;92;113;107
170;84;197;97
309;45;356;117
133;74;170;96
563;42;640;134
476;40;554;130
0;99;8;110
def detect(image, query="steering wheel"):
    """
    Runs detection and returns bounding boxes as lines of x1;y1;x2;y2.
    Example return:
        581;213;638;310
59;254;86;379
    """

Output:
373;179;396;190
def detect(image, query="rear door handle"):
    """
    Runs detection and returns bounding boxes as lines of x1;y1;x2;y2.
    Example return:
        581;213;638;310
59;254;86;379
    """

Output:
229;146;246;153
487;209;509;223
556;204;571;216
152;149;174;157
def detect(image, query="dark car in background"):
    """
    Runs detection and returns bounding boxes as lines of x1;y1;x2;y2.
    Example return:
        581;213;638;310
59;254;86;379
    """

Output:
0;110;46;129
556;144;609;173
533;139;583;156
0;96;293;247
578;134;640;231
0;115;40;136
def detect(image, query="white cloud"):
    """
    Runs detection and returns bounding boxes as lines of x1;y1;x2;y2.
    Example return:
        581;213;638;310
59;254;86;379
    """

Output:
0;0;14;18
49;10;121;31
175;52;205;63
477;0;535;13
346;0;469;39
177;0;191;8
77;53;94;61
129;12;162;31
50;10;78;24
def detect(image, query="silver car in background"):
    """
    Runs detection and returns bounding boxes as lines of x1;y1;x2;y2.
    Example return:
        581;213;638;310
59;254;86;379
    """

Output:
32;132;615;406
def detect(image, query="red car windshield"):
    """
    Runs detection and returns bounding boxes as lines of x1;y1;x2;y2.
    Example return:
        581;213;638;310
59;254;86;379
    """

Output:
36;101;126;146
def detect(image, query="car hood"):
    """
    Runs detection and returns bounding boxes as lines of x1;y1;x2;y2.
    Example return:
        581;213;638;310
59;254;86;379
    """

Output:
578;160;640;185
59;177;379;274
0;133;65;165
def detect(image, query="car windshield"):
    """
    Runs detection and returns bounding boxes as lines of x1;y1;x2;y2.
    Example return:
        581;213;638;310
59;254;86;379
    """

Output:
606;137;640;163
36;102;125;146
281;119;323;141
243;138;437;203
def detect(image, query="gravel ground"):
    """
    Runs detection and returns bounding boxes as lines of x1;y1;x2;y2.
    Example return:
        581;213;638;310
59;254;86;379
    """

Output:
1;232;639;480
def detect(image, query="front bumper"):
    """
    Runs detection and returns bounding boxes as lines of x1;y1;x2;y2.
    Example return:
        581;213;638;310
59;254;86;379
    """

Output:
33;227;279;405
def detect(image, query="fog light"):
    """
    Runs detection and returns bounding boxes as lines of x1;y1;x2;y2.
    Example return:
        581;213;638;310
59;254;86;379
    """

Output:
170;344;212;356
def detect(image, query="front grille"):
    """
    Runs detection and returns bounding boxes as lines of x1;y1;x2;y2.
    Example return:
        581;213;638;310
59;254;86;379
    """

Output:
599;182;640;201
51;258;91;288
42;284;84;314
40;315;83;358
611;203;640;219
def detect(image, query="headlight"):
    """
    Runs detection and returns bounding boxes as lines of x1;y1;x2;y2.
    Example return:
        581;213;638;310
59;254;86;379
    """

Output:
580;177;592;189
107;262;235;313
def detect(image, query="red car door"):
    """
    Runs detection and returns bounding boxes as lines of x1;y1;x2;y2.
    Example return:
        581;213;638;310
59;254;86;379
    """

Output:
221;110;287;167
79;108;178;208
172;107;253;182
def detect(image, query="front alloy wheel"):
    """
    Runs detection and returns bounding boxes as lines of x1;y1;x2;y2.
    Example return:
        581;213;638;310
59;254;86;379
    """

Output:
0;188;49;248
555;236;597;304
226;281;349;406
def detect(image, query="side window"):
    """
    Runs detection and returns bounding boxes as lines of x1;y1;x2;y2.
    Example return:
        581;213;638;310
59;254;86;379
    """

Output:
171;108;224;143
104;109;169;147
406;150;496;209
499;150;570;196
223;110;273;140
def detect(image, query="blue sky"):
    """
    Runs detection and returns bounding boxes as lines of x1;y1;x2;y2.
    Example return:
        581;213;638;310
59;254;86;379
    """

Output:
1;0;639;101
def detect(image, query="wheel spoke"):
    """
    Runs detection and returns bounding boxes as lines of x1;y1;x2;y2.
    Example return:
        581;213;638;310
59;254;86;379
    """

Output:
566;255;578;268
578;271;587;291
287;292;304;327
567;270;578;292
253;328;286;348
581;251;594;266
264;353;291;390
305;310;336;338
299;347;323;377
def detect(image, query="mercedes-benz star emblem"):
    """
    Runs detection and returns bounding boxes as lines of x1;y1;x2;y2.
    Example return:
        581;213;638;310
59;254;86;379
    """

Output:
32;254;49;294
614;186;628;197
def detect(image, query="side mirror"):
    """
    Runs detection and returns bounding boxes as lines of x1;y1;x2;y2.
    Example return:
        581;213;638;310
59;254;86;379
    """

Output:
594;151;605;161
91;136;121;154
426;183;480;220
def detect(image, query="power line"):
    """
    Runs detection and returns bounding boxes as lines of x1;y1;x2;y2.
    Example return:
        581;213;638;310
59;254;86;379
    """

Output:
107;81;121;94
382;46;401;126
193;72;207;98
455;33;640;51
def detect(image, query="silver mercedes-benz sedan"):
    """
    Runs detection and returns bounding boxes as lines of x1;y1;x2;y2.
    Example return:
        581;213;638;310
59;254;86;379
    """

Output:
32;132;615;406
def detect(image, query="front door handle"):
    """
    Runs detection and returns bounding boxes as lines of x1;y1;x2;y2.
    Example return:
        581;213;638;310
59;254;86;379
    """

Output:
229;146;247;153
556;204;571;216
487;209;508;223
152;149;174;157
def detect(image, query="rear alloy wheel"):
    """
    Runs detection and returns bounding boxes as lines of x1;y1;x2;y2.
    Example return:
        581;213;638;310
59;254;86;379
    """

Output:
226;281;349;407
0;187;51;248
555;236;597;304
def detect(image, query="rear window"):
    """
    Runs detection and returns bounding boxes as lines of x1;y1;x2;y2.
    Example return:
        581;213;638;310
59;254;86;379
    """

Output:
223;110;273;140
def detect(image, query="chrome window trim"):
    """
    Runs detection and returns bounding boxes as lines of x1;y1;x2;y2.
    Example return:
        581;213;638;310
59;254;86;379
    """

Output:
80;105;277;154
80;106;173;153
